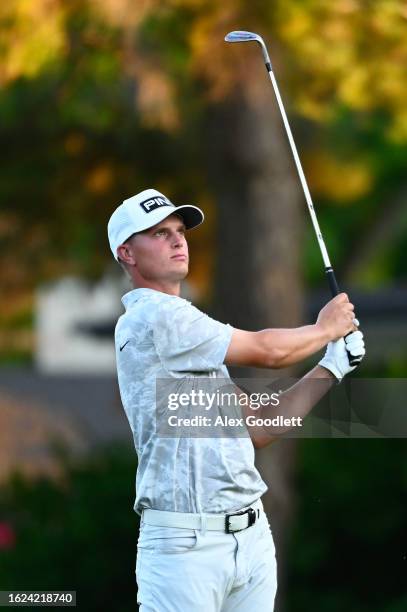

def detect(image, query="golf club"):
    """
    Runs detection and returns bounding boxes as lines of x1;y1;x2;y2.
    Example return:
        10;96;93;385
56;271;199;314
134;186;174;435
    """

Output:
225;30;363;366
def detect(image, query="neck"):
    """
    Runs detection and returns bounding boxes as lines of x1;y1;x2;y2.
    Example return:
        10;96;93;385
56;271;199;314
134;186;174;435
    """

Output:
131;278;181;296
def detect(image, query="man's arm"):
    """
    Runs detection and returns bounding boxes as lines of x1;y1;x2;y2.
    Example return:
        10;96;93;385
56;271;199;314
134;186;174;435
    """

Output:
242;365;334;449
225;293;356;369
240;332;366;449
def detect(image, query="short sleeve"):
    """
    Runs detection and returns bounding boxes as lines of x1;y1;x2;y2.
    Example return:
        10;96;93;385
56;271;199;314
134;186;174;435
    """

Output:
153;298;234;374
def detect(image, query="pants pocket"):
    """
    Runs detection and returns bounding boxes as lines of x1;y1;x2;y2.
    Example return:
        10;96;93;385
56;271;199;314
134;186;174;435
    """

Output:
138;524;198;553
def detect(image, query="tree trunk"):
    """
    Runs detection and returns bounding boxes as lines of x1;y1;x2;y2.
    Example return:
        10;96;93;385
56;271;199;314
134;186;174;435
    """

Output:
205;78;304;611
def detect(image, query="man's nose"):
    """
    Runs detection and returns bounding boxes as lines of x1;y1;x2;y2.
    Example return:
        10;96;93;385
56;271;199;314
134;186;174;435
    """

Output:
171;233;185;248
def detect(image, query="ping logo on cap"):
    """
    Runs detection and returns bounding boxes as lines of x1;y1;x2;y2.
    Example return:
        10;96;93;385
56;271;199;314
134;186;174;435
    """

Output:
140;196;174;213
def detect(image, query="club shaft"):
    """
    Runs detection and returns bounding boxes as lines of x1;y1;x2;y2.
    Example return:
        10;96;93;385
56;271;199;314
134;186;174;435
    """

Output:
267;67;360;359
267;70;333;272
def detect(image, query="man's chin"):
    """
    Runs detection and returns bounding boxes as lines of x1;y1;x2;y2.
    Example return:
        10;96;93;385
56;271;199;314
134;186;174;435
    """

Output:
175;269;189;281
169;264;189;282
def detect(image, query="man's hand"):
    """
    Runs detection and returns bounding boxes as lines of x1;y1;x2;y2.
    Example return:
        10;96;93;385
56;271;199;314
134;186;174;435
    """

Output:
319;330;366;382
316;293;356;341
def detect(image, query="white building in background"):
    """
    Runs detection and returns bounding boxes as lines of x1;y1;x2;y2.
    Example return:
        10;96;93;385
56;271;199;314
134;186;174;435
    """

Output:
35;274;127;374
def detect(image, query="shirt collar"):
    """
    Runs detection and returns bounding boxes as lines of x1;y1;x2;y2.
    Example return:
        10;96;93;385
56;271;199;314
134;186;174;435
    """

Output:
121;288;160;309
121;287;189;310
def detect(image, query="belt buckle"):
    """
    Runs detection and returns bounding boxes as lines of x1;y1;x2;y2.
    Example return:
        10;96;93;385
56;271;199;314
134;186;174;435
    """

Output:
225;507;257;534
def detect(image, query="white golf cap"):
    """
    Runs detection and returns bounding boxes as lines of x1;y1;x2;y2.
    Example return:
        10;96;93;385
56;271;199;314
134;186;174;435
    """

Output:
107;188;204;261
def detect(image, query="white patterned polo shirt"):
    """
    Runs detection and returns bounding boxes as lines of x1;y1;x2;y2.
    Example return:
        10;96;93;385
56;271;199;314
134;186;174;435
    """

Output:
114;287;267;515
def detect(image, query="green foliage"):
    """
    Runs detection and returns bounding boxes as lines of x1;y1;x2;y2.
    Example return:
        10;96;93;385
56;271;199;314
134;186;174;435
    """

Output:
286;439;407;612
0;350;33;366
301;106;407;285
0;0;406;290
0;444;139;611
0;439;405;610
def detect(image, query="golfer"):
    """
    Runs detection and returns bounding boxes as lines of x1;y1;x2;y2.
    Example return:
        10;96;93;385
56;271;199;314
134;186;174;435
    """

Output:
107;188;365;611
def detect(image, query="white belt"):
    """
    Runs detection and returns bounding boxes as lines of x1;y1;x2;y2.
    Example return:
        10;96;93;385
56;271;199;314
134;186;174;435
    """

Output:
142;499;263;534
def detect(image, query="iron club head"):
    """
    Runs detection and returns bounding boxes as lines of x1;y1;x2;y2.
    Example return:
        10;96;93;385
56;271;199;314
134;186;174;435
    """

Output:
224;31;272;69
224;31;261;43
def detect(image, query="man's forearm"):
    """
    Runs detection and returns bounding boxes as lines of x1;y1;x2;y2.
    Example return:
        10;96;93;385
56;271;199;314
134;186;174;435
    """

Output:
246;366;335;448
257;324;331;368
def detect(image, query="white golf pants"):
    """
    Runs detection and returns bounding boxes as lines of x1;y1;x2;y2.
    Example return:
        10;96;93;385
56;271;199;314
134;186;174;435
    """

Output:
135;509;277;611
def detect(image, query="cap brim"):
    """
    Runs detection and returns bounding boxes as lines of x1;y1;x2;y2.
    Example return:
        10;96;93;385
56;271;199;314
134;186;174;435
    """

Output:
171;205;204;230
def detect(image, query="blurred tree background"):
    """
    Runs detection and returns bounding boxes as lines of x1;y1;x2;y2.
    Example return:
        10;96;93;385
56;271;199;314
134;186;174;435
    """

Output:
1;0;406;309
0;0;406;610
0;444;139;612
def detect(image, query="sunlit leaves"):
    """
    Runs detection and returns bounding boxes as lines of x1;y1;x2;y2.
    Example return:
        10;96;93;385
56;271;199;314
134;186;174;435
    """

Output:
2;0;406;142
0;0;67;85
0;0;406;295
304;150;372;202
90;0;154;29
275;0;407;141
85;162;115;194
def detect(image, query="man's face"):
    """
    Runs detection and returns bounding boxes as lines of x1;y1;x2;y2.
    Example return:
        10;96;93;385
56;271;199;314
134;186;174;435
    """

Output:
124;214;189;282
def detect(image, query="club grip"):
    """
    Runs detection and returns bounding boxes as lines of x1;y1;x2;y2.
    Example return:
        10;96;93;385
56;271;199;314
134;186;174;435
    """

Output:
324;267;362;367
325;267;340;297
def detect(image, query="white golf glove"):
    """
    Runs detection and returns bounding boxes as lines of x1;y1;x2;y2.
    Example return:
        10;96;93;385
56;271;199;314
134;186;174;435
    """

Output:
319;331;366;382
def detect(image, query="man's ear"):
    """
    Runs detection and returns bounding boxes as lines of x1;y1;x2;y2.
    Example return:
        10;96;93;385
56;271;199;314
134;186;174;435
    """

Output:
117;243;136;265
